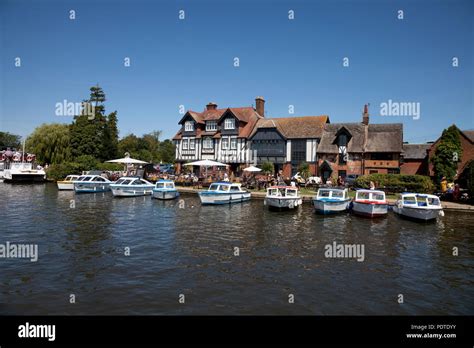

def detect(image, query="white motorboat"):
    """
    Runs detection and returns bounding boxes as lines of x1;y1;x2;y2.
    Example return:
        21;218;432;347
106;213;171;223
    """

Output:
110;177;154;197
199;182;251;205
73;175;112;193
313;188;351;214
57;175;80;190
264;186;302;210
352;189;388;218
152;180;179;200
393;193;444;221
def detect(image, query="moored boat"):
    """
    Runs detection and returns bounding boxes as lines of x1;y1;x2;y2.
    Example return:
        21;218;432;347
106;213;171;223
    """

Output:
57;175;80;190
313;188;350;214
264;186;302;210
198;182;251;205
352;189;388;218
73;175;112;193
110;177;154;197
3;162;46;183
152;180;179;200
393;193;444;221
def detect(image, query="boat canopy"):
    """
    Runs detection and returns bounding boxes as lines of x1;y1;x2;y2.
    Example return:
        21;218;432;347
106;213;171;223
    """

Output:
317;188;348;199
355;189;386;202
398;193;440;206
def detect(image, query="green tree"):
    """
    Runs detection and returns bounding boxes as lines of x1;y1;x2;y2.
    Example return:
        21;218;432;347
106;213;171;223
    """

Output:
261;161;274;174
0;131;21;149
298;161;311;179
26;123;71;164
431;125;463;183
158;139;175;163
70;85;118;162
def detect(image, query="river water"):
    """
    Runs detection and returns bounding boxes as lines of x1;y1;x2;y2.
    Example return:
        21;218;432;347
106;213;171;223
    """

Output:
0;183;473;315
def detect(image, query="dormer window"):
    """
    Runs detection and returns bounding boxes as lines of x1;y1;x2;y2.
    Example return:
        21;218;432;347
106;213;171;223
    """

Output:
224;118;235;130
206;121;217;132
338;134;348;146
185;121;194;132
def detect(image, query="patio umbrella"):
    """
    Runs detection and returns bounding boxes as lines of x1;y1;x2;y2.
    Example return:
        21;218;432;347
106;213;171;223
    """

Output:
243;165;262;172
184;159;227;177
106;154;148;176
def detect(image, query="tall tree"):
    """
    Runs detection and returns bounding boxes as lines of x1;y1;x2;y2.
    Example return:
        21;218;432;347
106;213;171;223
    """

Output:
70;85;118;162
431;125;463;182
26;123;71;164
0;131;22;149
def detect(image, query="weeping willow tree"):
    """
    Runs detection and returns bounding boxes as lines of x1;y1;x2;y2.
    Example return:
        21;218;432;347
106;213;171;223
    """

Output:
26;123;71;164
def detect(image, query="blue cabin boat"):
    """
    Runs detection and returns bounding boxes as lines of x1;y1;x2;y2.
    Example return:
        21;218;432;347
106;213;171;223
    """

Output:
313;188;351;214
152;180;179;200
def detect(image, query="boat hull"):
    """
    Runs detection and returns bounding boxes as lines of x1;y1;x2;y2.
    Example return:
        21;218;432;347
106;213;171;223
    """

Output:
313;199;350;214
199;192;251;205
393;205;443;221
352;201;388;217
152;189;180;200
265;197;302;209
3;173;46;183
74;183;111;193
57;182;74;190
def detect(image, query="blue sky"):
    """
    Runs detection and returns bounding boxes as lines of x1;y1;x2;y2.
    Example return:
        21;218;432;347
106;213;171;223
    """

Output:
1;0;472;143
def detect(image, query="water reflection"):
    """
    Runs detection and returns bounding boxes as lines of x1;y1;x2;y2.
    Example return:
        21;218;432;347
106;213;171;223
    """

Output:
0;183;472;315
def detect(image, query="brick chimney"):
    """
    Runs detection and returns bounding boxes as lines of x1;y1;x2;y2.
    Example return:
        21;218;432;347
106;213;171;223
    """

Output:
362;104;369;125
255;96;265;117
206;102;217;111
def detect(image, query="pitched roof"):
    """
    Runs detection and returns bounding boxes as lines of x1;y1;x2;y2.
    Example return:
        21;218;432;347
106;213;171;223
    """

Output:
175;106;262;139
251;116;329;139
462;130;474;143
402;144;431;159
318;123;403;153
365;124;403;152
317;123;366;153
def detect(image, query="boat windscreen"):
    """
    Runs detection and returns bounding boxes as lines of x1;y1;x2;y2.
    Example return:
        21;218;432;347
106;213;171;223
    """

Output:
209;184;220;191
332;190;344;198
428;197;440;206
372;193;385;201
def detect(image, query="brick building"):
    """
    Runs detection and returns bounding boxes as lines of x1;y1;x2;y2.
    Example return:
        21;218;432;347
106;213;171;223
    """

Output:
400;143;431;175
427;127;474;179
316;106;403;181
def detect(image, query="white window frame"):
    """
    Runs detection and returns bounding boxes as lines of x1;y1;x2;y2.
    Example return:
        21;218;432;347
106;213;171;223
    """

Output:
206;121;217;132
230;138;237;149
182;139;189;150
189;138;195;150
203;137;213;149
222;138;229;150
184;121;194;132
224;118;235;130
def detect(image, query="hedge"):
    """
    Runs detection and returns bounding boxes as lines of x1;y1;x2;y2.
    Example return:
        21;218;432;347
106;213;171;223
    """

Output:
354;174;435;193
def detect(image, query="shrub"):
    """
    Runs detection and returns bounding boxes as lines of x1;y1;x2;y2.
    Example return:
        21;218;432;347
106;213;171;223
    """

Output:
354;174;435;193
46;162;83;181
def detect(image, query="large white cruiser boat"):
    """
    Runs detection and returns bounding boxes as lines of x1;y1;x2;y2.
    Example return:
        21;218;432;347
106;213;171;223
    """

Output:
199;182;251;205
264;186;302;210
3;162;46;183
393;193;444;221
